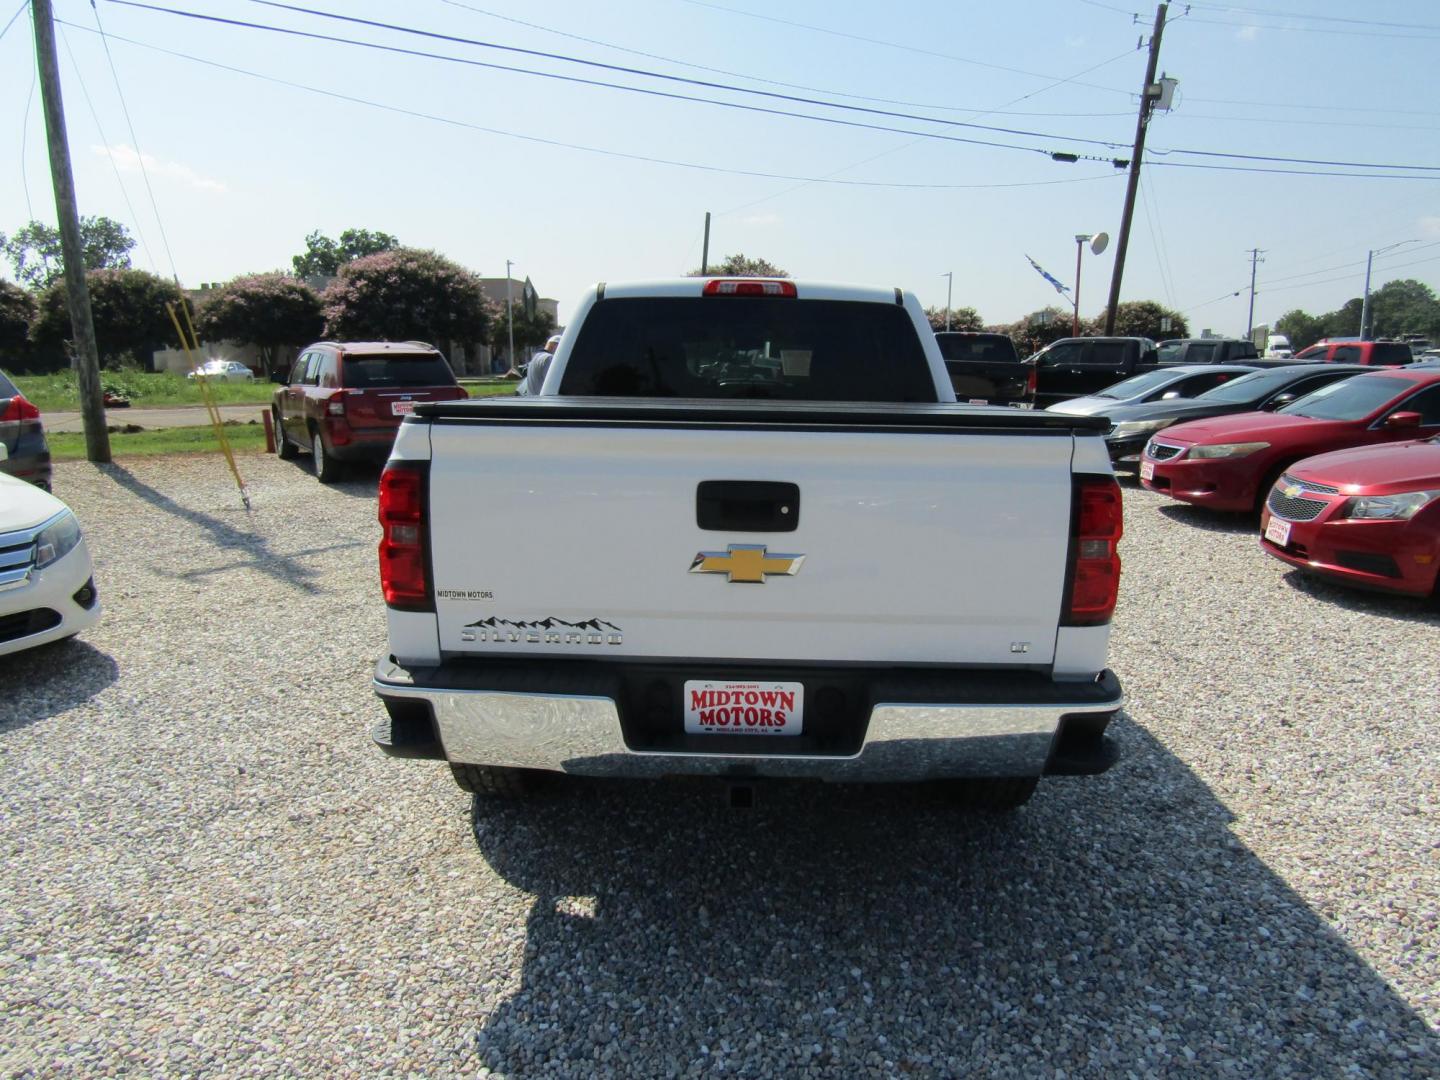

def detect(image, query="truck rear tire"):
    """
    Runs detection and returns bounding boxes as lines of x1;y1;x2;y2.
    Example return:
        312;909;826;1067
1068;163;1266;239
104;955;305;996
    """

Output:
946;777;1038;811
450;763;547;798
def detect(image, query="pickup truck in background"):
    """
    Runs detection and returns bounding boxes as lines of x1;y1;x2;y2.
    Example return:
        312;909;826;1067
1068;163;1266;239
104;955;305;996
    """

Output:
372;279;1124;812
1027;336;1160;406
934;331;1035;406
1156;338;1260;365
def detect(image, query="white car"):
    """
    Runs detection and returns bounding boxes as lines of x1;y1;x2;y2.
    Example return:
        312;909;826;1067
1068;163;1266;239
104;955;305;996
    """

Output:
187;359;256;382
0;468;102;656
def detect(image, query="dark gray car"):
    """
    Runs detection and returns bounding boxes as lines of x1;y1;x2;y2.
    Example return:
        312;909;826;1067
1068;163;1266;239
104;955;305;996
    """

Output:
0;370;51;490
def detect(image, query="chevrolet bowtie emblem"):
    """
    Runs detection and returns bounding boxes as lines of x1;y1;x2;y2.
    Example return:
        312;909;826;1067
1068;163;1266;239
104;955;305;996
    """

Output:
1283;483;1303;499
690;544;805;584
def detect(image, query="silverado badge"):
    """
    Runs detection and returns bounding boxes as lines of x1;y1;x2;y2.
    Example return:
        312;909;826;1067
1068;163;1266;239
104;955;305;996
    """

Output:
690;544;805;584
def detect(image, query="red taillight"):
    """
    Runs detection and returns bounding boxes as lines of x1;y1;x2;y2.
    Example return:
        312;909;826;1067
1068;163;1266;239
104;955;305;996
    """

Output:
1025;362;1038;399
378;462;431;610
326;391;346;416
0;394;41;422
702;278;797;298
1064;476;1122;626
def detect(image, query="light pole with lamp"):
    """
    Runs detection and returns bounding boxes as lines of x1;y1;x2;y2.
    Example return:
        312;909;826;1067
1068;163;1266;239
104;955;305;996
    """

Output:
941;271;953;330
1360;239;1421;341
504;258;517;372
1072;232;1110;336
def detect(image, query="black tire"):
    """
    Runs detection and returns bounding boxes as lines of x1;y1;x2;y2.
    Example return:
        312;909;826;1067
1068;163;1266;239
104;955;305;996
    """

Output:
451;763;548;798
274;411;298;459
310;426;343;483
946;777;1038;812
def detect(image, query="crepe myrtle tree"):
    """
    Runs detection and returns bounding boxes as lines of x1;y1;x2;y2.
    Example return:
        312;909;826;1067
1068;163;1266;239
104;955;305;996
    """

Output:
925;306;983;333
30;268;182;371
0;280;35;358
687;253;789;278
195;273;324;381
321;248;492;350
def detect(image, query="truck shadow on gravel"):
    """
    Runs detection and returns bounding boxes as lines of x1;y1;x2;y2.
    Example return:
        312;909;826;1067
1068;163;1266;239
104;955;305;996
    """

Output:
464;722;1438;1078
0;640;117;731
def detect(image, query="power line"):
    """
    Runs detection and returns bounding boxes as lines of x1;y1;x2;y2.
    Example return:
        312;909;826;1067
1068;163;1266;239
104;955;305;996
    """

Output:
20;25;36;221
109;0;1440;181
1185;2;1440;31
435;0;1134;120
1184;15;1440;42
59;19;1127;194
56;23;156;272
674;0;1134;95
90;0;178;281
0;0;27;43
1187;97;1440;117
1146;159;1440;181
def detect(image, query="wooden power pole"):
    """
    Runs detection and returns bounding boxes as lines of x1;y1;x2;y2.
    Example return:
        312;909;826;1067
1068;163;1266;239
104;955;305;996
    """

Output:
1103;3;1168;336
31;0;110;463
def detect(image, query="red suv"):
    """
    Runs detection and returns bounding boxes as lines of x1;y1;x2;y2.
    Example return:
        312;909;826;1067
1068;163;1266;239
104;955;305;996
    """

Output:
1140;369;1440;512
273;341;467;482
1293;340;1414;366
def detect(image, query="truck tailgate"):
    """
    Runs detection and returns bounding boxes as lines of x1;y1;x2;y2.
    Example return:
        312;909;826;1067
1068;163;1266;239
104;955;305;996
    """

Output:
422;403;1089;667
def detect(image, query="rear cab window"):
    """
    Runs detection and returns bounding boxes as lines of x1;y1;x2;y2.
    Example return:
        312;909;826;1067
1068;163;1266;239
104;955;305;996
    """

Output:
1085;341;1130;367
558;297;935;402
341;352;457;389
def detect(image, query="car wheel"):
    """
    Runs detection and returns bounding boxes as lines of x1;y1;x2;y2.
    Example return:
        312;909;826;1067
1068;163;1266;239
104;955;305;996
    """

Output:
946;776;1038;811
452;763;549;798
311;427;342;483
273;410;298;459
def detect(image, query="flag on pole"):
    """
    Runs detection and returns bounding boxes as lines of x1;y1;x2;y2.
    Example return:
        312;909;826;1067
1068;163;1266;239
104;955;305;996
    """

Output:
1025;255;1071;297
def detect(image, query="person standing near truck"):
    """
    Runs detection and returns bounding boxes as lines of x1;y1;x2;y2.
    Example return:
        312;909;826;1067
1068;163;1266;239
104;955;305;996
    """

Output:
518;334;563;396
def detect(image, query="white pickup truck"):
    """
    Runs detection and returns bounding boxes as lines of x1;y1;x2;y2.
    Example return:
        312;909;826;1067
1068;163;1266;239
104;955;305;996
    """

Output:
372;278;1124;810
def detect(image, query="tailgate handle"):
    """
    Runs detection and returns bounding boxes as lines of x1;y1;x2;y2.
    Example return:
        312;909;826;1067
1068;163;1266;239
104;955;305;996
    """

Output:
696;481;799;532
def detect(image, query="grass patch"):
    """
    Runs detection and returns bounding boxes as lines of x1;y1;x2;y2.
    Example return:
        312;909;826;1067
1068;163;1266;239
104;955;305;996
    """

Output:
14;371;274;411
48;422;268;461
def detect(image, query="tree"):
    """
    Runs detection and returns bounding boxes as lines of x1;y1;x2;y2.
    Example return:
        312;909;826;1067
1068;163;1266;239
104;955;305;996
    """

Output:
1;216;136;290
686;253;789;277
0;281;35;357
924;306;982;333
1322;298;1363;340
30;269;182;371
195;273;325;380
1274;309;1327;352
1101;300;1188;340
489;301;556;358
1002;307;1070;357
1367;278;1440;340
321;248;492;346
291;227;400;278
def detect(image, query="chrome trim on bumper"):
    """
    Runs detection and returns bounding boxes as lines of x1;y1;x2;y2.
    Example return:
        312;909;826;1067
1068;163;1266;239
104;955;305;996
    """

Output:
374;662;1123;782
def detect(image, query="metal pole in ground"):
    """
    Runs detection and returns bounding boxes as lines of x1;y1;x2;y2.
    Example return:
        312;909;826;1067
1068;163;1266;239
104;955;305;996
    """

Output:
505;259;515;372
31;0;110;463
942;271;953;330
701;212;711;275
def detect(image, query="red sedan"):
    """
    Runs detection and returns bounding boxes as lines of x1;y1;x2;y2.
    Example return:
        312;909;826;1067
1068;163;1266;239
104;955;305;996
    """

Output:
1259;436;1440;598
1139;369;1440;512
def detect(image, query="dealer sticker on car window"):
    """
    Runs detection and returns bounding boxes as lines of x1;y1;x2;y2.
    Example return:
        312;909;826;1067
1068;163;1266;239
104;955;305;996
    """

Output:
1264;517;1291;548
683;681;803;736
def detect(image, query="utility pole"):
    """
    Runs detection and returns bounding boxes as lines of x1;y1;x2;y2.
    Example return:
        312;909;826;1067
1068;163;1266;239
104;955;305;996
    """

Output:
32;0;110;463
1103;2;1168;336
505;258;515;372
701;212;711;275
942;271;953;330
1245;248;1265;339
1360;239;1421;340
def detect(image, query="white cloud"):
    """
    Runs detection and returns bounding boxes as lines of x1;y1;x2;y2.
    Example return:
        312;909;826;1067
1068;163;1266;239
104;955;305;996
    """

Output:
1235;24;1260;42
740;212;782;226
91;144;228;193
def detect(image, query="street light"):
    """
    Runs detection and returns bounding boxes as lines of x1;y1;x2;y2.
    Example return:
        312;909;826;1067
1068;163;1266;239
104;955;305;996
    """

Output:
505;258;516;372
1072;232;1110;336
1361;239;1421;341
941;271;953;330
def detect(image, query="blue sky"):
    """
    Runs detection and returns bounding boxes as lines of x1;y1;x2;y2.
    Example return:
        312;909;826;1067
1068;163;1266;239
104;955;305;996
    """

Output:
3;0;1438;335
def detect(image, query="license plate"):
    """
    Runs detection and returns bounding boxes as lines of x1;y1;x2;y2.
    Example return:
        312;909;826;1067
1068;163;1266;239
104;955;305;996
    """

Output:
683;681;803;736
1264;516;1291;547
1140;460;1155;482
968;398;989;405
391;400;415;416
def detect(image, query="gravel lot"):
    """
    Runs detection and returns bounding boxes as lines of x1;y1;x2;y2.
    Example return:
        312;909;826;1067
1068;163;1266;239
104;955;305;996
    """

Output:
1;454;1436;1078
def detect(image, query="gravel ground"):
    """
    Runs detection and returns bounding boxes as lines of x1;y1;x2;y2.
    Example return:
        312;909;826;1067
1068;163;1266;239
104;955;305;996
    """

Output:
0;454;1436;1078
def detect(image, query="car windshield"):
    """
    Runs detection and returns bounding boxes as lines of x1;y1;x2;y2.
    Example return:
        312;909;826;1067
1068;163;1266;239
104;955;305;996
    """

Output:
1196;369;1297;404
342;353;455;388
1280;375;1408;420
558;297;935;401
1094;369;1184;399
